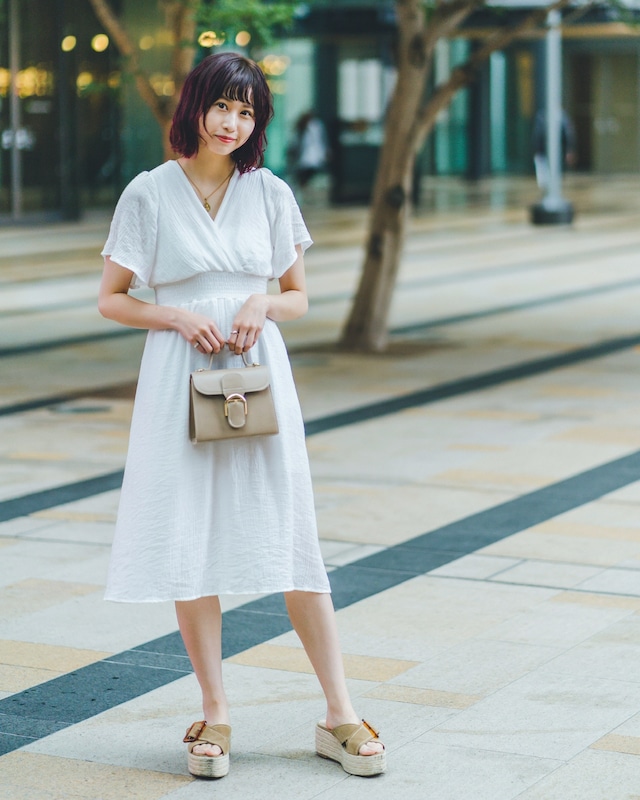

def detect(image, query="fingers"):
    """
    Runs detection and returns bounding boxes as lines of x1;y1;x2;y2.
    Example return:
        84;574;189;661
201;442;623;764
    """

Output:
227;325;261;355
192;328;226;354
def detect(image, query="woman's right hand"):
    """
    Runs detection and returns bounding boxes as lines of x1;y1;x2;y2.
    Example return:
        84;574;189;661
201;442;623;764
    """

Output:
174;309;227;353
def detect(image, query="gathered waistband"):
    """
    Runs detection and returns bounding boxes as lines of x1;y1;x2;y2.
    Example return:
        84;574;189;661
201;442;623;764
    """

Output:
155;272;268;304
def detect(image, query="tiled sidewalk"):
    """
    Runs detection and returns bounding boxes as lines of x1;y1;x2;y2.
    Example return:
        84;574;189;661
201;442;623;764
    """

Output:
1;176;640;798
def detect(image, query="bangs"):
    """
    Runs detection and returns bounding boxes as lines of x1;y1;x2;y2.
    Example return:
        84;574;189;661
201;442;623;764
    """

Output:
221;81;253;106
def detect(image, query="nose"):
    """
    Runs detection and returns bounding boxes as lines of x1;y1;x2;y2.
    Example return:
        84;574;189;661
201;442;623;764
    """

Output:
222;112;237;131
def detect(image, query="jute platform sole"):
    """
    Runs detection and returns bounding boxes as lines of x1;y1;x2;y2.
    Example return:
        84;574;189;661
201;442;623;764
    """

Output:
184;721;231;779
315;721;386;777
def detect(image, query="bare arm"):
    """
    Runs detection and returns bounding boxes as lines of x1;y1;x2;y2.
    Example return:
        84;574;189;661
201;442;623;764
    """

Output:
98;256;227;352
228;245;308;354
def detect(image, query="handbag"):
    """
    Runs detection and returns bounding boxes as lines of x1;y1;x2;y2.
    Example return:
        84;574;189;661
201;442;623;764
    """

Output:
189;351;279;443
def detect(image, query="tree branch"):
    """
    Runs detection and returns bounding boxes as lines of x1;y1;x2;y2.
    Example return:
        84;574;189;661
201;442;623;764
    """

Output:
416;0;574;145
87;0;167;125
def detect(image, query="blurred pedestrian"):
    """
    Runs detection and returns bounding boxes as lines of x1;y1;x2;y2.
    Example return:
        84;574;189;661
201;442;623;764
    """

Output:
291;110;329;188
98;52;385;780
532;108;577;189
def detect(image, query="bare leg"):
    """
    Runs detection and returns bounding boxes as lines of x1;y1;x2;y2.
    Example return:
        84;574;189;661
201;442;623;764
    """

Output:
284;591;383;756
175;596;230;756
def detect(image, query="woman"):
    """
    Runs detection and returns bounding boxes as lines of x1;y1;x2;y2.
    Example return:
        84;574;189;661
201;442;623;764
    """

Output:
98;52;385;780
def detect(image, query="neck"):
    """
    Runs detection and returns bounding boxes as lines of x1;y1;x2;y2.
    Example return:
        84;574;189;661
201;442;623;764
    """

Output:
180;151;234;183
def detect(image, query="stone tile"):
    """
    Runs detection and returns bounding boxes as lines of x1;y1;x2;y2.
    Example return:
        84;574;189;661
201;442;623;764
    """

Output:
421;671;640;760
284;576;554;662
0;539;111;588
0;639;110;672
309;741;561;800
322;543;387;568
313;480;475;547
534;519;640;542
479;531;640;567
0;752;191;799
534;615;640;684
30;489;121;521
0;663;61;693
429;554;522;580
20;520;115;546
26;666;359;774
493;560;604;589
516;749;640;799
0;578;101;617
0;517;57;539
577;568;640;596
365;684;480;709
429;468;551;492
389;639;558;696
551;591;640;612
155;753;345;800
554;424;640;446
227;644;418;681
604;480;640;505
0;591;177;653
481;593;635;649
591;733;640;756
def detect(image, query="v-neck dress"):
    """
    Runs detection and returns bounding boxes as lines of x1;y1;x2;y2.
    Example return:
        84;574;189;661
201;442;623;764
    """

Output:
101;160;330;601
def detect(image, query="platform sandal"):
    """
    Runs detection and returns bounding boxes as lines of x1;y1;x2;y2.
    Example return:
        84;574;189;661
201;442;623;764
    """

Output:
315;719;386;776
183;721;231;778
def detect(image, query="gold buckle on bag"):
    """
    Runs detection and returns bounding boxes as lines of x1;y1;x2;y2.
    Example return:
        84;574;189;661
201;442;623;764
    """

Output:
224;393;248;417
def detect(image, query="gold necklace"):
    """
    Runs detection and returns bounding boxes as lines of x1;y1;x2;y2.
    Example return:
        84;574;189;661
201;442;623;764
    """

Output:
178;161;235;212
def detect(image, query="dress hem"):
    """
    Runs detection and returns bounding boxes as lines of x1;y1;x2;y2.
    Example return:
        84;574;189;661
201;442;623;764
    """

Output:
104;584;332;603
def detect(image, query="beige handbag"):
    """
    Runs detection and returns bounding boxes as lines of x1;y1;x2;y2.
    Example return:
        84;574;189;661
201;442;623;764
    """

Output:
189;351;279;443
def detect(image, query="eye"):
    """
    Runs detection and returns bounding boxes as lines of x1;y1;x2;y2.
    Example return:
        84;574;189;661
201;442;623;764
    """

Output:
216;101;227;110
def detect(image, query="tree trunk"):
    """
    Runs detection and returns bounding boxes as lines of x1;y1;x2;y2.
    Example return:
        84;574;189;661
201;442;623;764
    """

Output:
340;0;431;352
341;0;573;353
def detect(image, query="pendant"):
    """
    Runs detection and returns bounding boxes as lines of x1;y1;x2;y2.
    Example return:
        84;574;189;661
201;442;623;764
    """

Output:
203;199;211;212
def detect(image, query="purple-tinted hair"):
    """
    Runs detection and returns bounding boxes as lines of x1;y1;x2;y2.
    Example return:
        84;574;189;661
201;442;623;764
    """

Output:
170;53;273;173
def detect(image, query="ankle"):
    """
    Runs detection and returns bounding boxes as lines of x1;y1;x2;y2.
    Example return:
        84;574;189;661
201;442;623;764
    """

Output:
202;698;230;725
325;705;359;730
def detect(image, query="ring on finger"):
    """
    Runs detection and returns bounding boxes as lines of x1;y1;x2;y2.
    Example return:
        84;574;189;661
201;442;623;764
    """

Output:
193;342;200;349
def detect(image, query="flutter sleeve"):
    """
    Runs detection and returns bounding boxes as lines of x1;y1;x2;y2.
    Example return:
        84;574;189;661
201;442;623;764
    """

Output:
101;171;159;288
267;176;313;279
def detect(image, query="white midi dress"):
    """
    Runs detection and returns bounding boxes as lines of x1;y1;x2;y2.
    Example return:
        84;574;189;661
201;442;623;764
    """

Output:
102;160;331;602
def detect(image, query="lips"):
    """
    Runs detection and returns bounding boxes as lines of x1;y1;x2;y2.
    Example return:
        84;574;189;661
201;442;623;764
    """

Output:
216;135;235;144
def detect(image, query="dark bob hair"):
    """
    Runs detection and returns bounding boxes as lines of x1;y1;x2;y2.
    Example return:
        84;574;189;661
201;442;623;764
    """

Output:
170;53;273;173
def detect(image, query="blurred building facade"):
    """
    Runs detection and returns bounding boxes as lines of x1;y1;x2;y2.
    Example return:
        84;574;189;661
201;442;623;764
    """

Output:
0;0;638;220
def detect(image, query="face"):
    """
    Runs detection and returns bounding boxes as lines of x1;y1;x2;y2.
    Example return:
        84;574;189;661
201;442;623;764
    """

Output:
199;95;256;156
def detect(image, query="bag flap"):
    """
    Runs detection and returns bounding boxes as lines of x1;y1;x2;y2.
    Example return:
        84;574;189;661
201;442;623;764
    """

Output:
191;365;271;396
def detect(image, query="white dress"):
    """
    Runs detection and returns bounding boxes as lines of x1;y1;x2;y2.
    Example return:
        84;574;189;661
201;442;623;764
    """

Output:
102;160;331;602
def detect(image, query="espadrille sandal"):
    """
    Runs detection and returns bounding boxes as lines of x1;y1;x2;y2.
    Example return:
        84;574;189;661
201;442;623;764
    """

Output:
183;721;231;778
315;719;386;776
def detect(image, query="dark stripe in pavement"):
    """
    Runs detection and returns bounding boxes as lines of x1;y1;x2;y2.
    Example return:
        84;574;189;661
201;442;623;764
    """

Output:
0;471;124;524
392;277;640;336
2;242;639;361
0;327;140;359
304;331;640;435
2;448;640;755
2;330;640;524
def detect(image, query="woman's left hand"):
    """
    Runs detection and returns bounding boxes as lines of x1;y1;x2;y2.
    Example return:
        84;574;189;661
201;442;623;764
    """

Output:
228;294;269;354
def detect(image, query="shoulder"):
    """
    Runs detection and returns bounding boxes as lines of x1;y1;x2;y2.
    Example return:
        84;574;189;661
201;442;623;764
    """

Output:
117;164;172;211
239;167;294;201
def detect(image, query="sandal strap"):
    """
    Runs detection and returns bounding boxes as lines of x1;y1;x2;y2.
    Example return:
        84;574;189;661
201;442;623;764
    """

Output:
331;719;382;756
183;721;231;755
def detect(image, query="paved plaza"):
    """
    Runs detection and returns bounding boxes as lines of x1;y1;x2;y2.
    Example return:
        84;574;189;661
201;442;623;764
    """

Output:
1;175;640;798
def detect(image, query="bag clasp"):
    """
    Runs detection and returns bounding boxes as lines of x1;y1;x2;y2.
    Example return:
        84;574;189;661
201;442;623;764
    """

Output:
224;393;248;428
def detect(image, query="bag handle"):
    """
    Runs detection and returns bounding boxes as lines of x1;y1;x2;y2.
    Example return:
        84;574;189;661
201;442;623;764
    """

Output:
206;350;259;370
